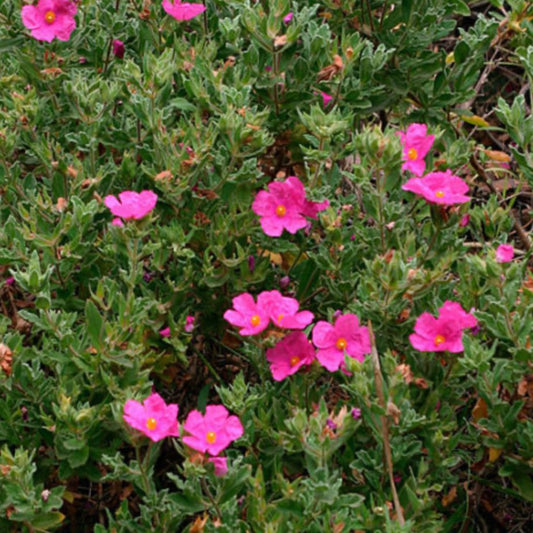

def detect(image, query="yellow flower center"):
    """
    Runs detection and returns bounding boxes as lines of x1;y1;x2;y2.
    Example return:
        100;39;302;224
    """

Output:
336;337;347;350
44;11;56;24
289;356;300;367
206;431;216;444
146;417;157;430
435;190;445;198
407;148;418;160
277;313;284;324
276;205;286;217
250;314;260;327
434;334;445;346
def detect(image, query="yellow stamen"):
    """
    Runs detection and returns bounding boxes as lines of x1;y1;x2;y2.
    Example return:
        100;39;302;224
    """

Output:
146;417;157;430
206;431;216;444
289;356;300;367
277;313;284;324
250;314;260;327
435;190;445;198
44;11;56;24
407;148;418;160
336;337;347;350
276;205;286;217
434;334;445;346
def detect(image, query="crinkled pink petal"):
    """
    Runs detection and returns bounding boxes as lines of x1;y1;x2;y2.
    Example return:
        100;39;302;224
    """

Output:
162;0;206;21
312;321;336;349
495;244;514;263
266;331;316;380
208;456;228;476
315;347;344;372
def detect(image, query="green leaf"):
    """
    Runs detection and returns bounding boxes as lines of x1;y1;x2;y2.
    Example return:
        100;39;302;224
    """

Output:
85;300;105;349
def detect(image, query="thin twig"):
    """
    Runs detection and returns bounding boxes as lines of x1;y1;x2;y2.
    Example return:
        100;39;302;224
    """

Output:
368;321;405;526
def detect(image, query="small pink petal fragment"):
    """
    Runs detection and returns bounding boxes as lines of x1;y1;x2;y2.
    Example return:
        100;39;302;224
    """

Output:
495;244;514;263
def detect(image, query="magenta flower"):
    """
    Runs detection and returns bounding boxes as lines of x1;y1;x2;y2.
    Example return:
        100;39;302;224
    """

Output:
283;12;293;24
252;176;328;237
321;92;333;108
112;39;125;59
123;393;179;442
396;123;435;176
21;0;77;42
312;313;371;372
351;407;362;420
266;332;316;381
184;315;195;333
258;290;314;329
208;456;228;476
162;0;206;21
160;327;171;338
495;244;514;263
402;170;470;205
183;405;244;456
223;293;270;335
104;190;158;223
409;301;477;353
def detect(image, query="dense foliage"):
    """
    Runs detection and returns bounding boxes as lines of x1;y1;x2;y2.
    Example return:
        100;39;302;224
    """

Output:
1;0;533;531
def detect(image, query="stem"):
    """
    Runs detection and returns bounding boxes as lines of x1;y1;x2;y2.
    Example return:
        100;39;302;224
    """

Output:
272;49;281;115
310;137;325;188
134;441;161;528
200;476;223;521
368;321;405;526
103;0;122;73
420;224;441;264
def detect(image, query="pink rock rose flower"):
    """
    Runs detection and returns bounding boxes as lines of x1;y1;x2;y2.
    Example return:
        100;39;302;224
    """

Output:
495;244;514;263
184;315;195;333
266;331;316;381
104;190;158;223
208;456;228;476
321;92;333;108
402;170;470;205
159;327;171;338
21;0;77;42
252;176;329;237
183;405;244;456
224;291;314;335
162;0;206;21
396;123;435;176
312;313;371;372
409;300;477;353
283;12;293;24
123;393;179;442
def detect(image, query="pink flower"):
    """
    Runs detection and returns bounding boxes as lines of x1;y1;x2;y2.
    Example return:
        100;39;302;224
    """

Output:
283;12;293;24
258;290;314;329
183;405;244;456
104;190;158;223
160;327;171;338
224;291;314;335
460;214;470;227
396;123;435;176
402;170;470;205
184;315;195;333
409;301;477;353
162;0;206;21
312;313;371;372
208;456;228;476
351;407;361;420
21;0;77;42
123;393;179;442
112;39;125;59
5;277;15;287
266;332;316;381
252;176;328;237
223;293;270;335
495;244;514;263
321;92;333;108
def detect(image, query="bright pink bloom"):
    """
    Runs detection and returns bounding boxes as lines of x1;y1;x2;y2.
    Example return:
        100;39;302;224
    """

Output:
495;244;514;263
5;277;15;286
111;217;124;227
321;92;333;108
223;293;270;335
184;315;195;333
208;456;228;476
162;0;205;21
252;176;328;237
351;407;361;420
160;327;171;338
396;123;435;176
104;190;158;222
402;170;470;205
409;301;477;353
460;214;470;227
123;393;179;442
312;313;371;372
112;39;125;59
266;332;316;381
283;12;293;24
258;290;314;329
21;0;77;42
183;405;243;456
